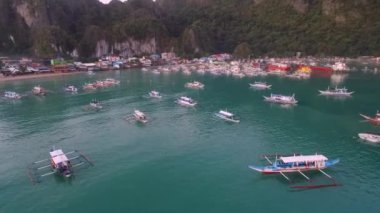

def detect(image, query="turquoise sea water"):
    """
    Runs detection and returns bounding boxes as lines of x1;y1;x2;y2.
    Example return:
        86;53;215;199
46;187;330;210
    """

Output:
1;69;380;213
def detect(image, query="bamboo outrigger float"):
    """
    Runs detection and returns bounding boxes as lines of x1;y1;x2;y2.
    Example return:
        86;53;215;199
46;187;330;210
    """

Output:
249;153;341;189
27;149;93;184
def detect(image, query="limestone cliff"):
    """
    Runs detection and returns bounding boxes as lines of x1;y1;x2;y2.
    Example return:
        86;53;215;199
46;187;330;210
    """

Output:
0;0;380;57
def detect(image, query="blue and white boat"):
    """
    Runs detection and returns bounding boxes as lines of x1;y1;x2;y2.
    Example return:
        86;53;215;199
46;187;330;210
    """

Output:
249;154;339;174
249;153;340;189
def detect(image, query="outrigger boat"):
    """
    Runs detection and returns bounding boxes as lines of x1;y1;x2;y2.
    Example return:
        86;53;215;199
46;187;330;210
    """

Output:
358;132;380;143
360;111;380;125
249;82;271;89
3;91;22;99
215;110;240;123
32;85;46;96
27;149;93;184
249;153;341;189
133;110;148;123
175;96;197;107
149;90;162;98
319;86;353;97
185;81;204;89
89;99;102;110
64;85;78;93
263;94;297;105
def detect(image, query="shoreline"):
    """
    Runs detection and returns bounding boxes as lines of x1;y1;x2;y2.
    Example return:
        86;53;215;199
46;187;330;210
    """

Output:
0;72;83;82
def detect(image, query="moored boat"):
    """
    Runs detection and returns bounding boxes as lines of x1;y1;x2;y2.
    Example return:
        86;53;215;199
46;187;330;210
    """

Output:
360;111;380;125
249;154;339;174
89;99;102;109
215;110;240;123
64;85;78;93
331;62;349;72
358;132;380;143
175;96;197;107
32;86;46;96
249;153;341;189
3;91;21;99
263;94;297;105
185;81;204;89
319;87;353;96
149;90;162;98
133;110;148;123
249;82;271;89
49;149;73;178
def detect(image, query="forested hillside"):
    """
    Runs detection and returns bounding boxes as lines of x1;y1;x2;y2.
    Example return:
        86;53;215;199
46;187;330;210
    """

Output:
1;0;379;58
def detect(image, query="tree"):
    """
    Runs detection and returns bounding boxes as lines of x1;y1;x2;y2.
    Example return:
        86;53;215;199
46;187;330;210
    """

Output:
233;42;251;59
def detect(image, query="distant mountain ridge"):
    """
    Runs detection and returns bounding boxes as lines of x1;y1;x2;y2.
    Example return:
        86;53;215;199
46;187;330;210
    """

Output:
0;0;379;58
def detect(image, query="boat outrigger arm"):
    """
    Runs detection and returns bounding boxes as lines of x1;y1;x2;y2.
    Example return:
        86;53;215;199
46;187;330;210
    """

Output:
27;150;93;184
249;153;342;190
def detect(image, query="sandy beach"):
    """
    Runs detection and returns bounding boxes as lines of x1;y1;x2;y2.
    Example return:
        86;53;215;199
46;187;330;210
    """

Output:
0;72;82;82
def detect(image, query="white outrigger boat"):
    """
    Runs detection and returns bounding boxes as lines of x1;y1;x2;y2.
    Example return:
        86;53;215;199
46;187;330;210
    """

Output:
133;110;148;123
358;132;380;143
215;110;240;123
27;149;93;184
89;99;102;109
249;153;341;189
185;81;204;89
149;90;162;98
3;91;22;99
319;86;353;97
263;94;298;105
32;85;46;96
64;85;78;93
249;82;271;89
175;96;197;107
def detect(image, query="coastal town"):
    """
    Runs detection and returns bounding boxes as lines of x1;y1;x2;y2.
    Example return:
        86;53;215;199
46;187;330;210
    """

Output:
2;52;380;81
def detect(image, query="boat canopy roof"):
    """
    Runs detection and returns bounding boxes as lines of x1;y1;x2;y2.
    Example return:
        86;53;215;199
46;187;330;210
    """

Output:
219;110;233;117
180;96;192;101
280;155;328;163
134;110;145;116
50;149;69;164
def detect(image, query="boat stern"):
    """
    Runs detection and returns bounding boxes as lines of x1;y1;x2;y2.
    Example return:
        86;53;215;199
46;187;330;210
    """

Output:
325;158;340;167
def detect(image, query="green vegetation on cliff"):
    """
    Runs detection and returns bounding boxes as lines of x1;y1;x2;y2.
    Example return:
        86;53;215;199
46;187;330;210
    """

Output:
1;0;380;58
